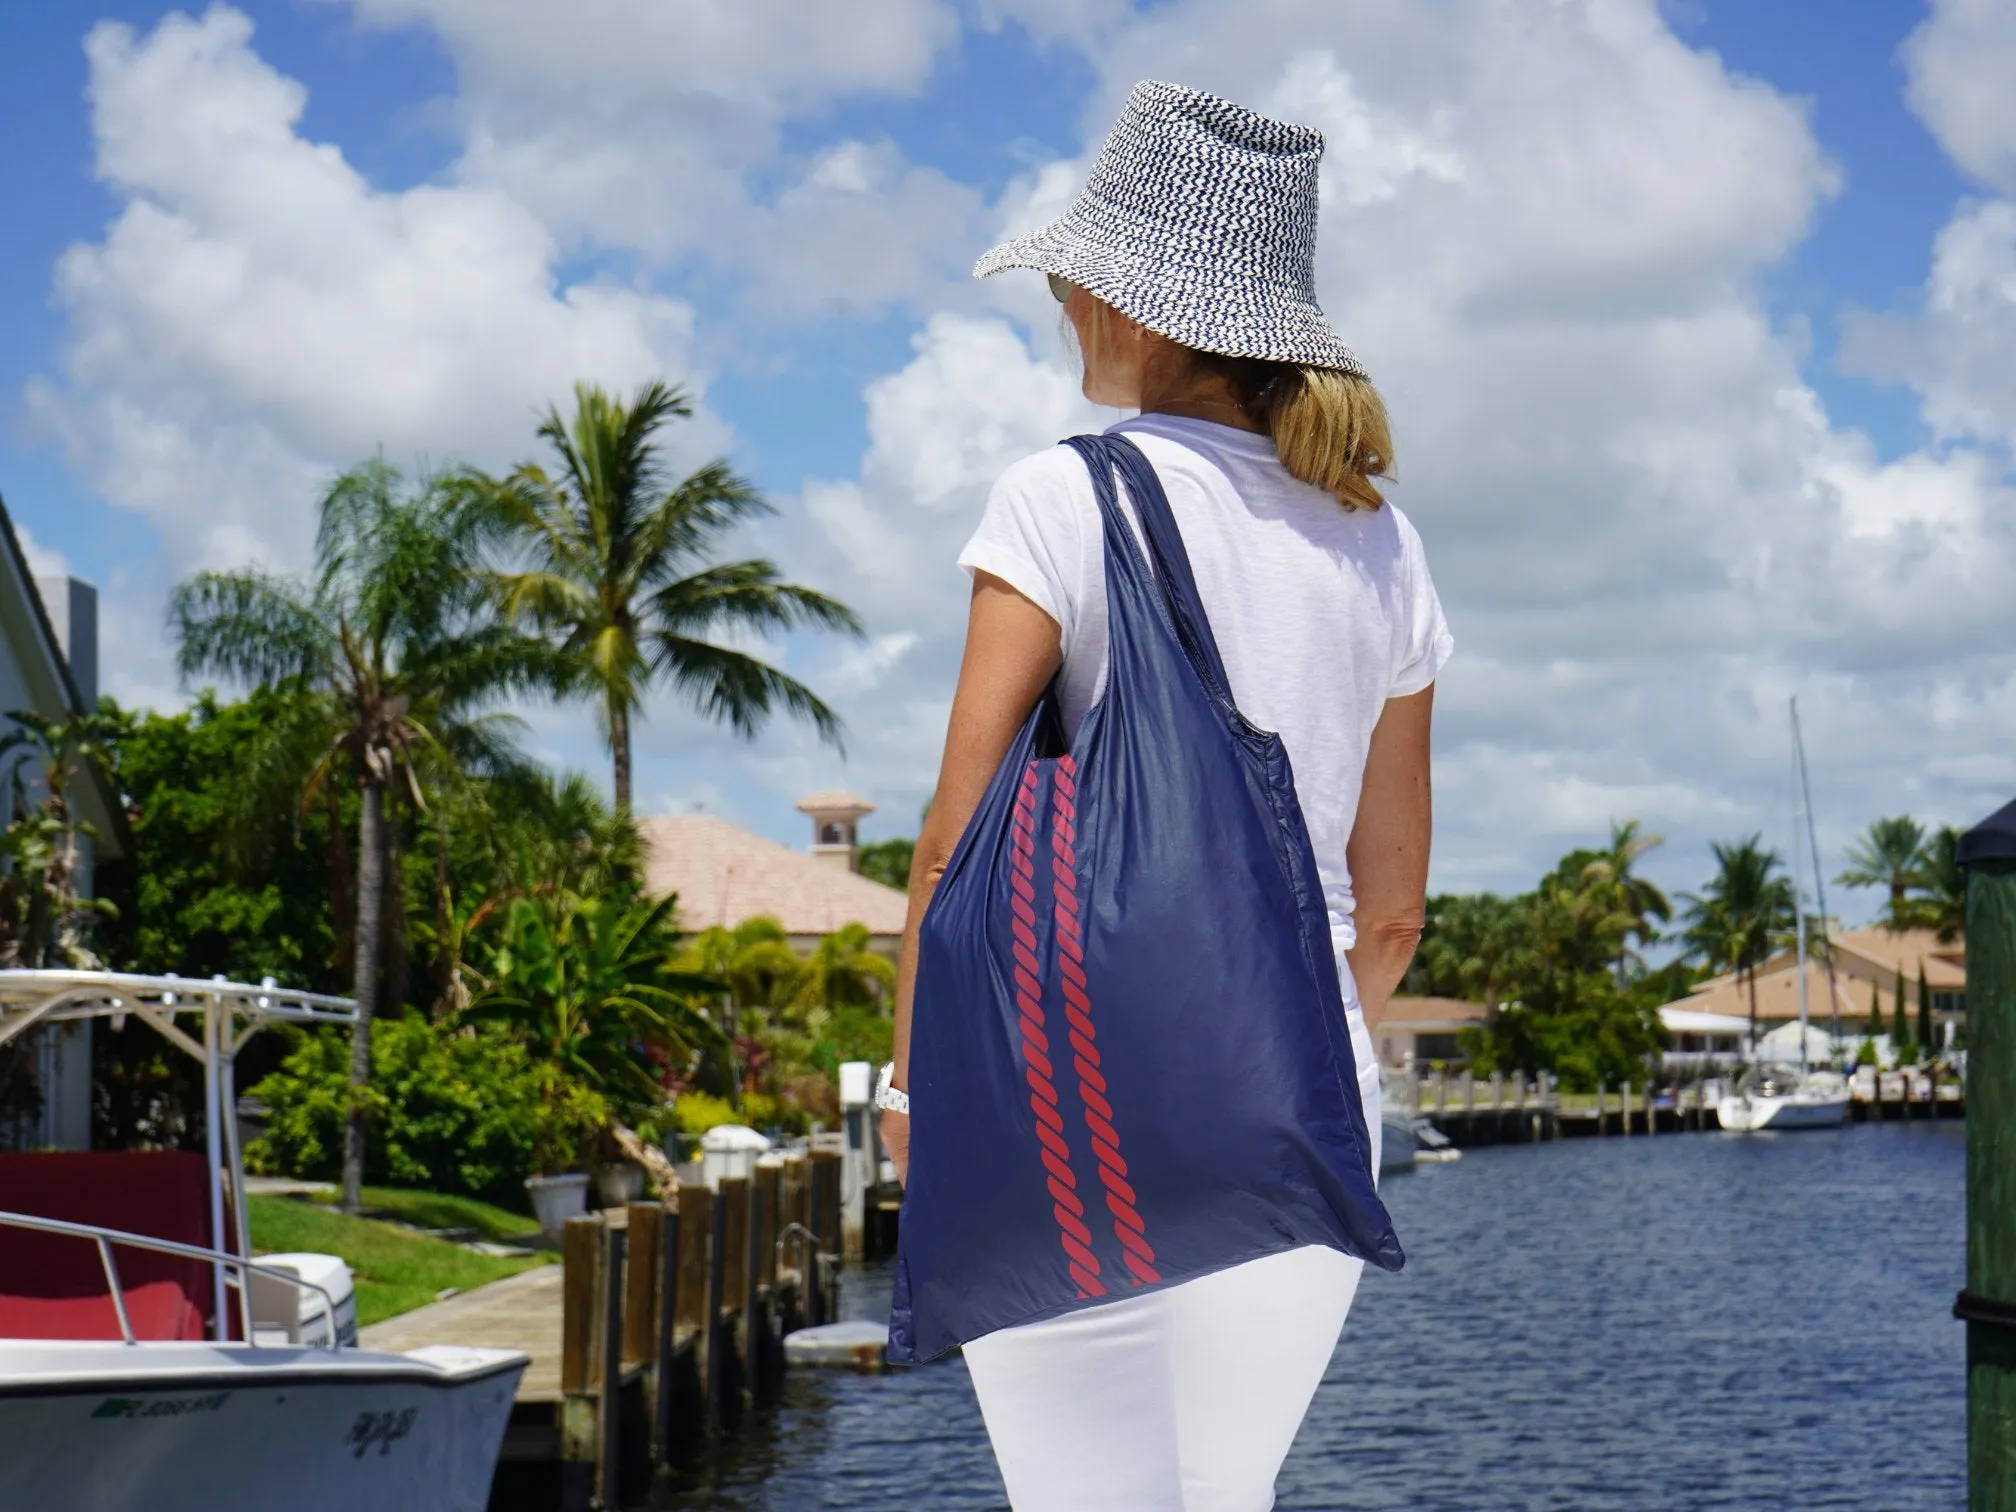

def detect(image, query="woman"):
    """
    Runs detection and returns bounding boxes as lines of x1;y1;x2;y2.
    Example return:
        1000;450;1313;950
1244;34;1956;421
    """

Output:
880;81;1453;1510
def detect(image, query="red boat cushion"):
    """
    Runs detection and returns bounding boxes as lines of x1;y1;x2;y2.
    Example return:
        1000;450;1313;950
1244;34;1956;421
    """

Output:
0;1151;224;1341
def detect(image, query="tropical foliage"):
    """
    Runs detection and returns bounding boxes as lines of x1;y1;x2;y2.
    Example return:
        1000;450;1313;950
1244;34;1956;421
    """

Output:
461;381;861;810
1679;835;1796;1044
246;1015;605;1208
460;891;724;1163
171;461;557;1210
1407;822;1680;1089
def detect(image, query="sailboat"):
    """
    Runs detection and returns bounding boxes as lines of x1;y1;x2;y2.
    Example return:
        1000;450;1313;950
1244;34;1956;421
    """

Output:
1717;700;1853;1132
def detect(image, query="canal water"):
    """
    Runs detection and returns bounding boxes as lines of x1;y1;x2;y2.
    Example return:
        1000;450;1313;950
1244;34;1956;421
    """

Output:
651;1122;1965;1510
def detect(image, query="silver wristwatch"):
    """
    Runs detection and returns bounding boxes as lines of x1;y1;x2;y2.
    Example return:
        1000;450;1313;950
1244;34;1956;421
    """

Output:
873;1061;910;1115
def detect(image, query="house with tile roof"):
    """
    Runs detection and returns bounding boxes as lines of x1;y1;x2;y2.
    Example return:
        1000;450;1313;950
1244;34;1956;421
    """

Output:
638;789;908;953
1657;924;1965;1048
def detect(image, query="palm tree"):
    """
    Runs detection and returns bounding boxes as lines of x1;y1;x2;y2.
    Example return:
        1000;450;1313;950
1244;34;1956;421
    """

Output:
172;460;555;1213
1681;836;1796;1052
1836;816;1930;933
1578;819;1671;981
1916;826;1965;944
466;381;862;811
793;922;897;1015
0;708;121;967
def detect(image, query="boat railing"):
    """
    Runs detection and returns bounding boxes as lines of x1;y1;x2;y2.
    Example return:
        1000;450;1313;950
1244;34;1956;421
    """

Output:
0;1208;343;1352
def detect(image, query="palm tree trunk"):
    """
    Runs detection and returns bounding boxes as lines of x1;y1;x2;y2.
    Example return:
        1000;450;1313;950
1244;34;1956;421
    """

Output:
431;805;454;1019
383;803;408;1018
1745;962;1759;1059
342;777;386;1216
610;699;632;813
326;785;353;979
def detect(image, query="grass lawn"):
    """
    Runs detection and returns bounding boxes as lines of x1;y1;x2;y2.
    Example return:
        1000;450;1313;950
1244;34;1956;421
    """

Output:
253;1183;539;1243
247;1195;550;1328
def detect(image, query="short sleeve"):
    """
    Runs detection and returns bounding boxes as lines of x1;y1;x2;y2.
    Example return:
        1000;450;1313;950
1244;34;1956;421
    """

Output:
1388;508;1455;697
957;448;1092;643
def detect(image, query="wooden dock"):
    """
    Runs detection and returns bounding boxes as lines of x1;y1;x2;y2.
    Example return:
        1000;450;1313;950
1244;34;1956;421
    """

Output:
1410;1068;1964;1148
364;1141;847;1512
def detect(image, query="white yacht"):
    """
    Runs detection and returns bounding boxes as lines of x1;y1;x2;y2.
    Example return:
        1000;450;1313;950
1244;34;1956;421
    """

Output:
0;971;526;1512
1715;1065;1851;1132
1715;702;1851;1136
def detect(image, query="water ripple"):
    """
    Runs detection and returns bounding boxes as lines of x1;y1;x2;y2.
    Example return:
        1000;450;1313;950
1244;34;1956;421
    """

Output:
652;1122;1965;1510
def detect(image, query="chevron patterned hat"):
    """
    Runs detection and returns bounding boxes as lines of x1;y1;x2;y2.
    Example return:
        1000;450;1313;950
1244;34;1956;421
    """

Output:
974;79;1363;376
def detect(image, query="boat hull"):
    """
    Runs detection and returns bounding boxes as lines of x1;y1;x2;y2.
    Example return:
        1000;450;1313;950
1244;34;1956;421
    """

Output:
1717;1091;1851;1132
0;1340;525;1512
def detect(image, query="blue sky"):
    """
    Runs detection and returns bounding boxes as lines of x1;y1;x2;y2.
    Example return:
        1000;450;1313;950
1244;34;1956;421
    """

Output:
1;0;2012;918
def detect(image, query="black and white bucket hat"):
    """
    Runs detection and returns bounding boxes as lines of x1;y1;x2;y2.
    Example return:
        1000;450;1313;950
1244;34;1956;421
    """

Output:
974;79;1364;377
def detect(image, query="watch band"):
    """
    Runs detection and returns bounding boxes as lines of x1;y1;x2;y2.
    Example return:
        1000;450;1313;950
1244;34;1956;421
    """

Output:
874;1060;910;1115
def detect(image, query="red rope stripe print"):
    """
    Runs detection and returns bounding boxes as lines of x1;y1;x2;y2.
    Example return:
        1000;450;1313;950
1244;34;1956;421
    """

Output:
1010;762;1105;1299
1050;755;1162;1286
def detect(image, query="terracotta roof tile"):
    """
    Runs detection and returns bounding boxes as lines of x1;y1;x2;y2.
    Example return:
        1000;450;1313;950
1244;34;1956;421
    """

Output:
638;813;908;938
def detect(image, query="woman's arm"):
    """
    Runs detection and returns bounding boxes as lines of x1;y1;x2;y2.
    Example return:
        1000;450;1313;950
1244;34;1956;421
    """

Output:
883;571;1063;1181
1344;685;1435;1028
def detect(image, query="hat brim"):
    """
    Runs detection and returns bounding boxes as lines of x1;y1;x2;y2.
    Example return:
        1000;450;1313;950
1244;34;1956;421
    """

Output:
973;217;1364;376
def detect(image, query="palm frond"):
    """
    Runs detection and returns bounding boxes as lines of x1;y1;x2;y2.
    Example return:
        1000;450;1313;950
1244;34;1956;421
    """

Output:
656;637;848;749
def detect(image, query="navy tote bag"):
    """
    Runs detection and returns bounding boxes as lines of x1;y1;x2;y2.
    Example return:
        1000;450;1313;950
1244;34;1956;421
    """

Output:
889;432;1403;1364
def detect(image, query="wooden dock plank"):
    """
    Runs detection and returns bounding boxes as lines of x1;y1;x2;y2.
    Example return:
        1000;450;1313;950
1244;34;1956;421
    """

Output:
359;1262;568;1402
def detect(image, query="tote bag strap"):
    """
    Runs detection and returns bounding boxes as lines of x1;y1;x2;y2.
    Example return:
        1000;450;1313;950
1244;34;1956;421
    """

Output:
1064;433;1237;707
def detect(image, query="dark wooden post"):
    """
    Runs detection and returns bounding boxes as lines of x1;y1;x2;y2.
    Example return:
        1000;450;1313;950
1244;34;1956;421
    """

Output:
1959;800;2016;1509
597;1224;626;1509
559;1215;602;1512
623;1200;663;1465
652;1199;679;1465
703;1186;728;1432
717;1174;750;1419
1596;1082;1607;1137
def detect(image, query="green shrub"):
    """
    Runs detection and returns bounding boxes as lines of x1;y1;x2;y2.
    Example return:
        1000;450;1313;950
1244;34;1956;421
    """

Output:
671;1092;742;1139
247;1018;606;1208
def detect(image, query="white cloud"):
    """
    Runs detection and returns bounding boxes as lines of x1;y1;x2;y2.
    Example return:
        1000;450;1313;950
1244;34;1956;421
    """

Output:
1842;0;2016;453
337;0;979;315
29;6;710;707
1903;0;2016;196
779;0;2016;905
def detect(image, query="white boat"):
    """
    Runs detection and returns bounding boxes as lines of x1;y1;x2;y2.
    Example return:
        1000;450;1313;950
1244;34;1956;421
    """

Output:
1378;1068;1417;1175
1716;1066;1852;1131
0;972;528;1512
1716;703;1851;1136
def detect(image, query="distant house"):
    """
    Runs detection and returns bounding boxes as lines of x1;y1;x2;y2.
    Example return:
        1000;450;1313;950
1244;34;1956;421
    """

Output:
1371;996;1491;1069
1657;925;1966;1049
0;495;123;1151
638;789;907;955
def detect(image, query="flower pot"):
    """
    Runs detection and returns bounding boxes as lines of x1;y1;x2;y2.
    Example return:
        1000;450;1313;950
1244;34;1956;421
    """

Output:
524;1172;590;1234
595;1162;644;1209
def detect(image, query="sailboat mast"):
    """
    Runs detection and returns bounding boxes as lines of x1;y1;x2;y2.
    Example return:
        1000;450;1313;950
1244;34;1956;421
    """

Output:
1791;698;1844;1064
1791;699;1811;1077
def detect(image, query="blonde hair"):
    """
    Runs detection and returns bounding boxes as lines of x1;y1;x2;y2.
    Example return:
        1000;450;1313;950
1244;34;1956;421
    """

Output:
1068;297;1394;510
1192;352;1394;511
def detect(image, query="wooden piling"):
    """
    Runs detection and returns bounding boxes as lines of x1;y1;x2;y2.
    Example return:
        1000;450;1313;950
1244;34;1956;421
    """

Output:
717;1175;750;1419
597;1224;626;1509
559;1215;602;1512
703;1186;728;1431
622;1201;664;1466
1621;1082;1634;1136
1960;811;2016;1507
1596;1082;1607;1137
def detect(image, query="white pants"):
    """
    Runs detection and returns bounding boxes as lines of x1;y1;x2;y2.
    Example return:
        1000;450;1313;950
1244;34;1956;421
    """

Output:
964;1244;1365;1512
965;1000;1381;1512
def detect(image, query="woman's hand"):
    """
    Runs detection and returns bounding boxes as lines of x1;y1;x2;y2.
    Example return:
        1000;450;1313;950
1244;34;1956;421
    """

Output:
881;1109;911;1185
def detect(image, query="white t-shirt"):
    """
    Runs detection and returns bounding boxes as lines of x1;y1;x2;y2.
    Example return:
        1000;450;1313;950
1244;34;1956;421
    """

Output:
958;413;1454;954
